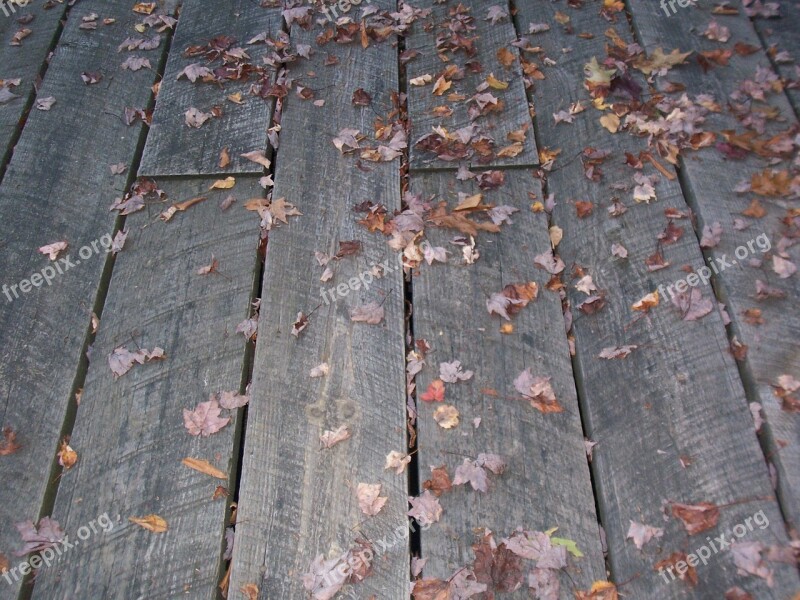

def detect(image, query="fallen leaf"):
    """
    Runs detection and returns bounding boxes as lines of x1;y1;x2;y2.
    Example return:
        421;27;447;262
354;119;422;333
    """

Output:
433;405;459;429
182;457;227;480
57;440;77;470
14;517;64;555
420;379;445;403
129;514;168;533
350;302;385;324
385;450;412;474
183;398;231;437
626;521;664;549
209;177;235;190
38;241;68;260
108;346;165;377
408;491;443;526
320;425;351;449
671;501;720;535
0;427;21;456
357;483;387;516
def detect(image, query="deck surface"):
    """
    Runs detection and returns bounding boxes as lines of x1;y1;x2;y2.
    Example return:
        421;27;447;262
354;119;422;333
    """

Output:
0;1;798;599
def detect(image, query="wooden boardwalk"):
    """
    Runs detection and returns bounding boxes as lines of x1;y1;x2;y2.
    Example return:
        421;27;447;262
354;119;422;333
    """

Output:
0;1;798;599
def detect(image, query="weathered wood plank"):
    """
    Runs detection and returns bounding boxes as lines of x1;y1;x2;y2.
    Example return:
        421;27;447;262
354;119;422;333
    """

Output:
229;3;411;598
0;2;173;597
31;176;261;600
139;0;283;176
628;0;800;543
406;0;538;169
749;0;800;114
0;0;68;174
411;169;606;597
516;0;800;597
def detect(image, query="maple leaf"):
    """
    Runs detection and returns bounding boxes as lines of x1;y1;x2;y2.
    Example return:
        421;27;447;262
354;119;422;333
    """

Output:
357;483;387;516
177;63;213;82
634;48;692;76
0;427;21;456
503;528;567;568
439;360;473;383
14;517;64;555
670;501;719;535
236;317;258;341
350;302;385;324
38;241;68;261
240;150;271;169
453;454;505;492
528;568;560;600
408;490;443;526
700;221;723;248
302;553;348;600
513;369;563;413
534;251;565;274
472;530;524;593
385;450;411;474
626;521;664;549
423;465;452;496
631;291;659;312
671;288;714;321
269;198;302;225
185;107;213;128
320;426;351;449
218;391;249;409
108;346;165;378
183;398;230;437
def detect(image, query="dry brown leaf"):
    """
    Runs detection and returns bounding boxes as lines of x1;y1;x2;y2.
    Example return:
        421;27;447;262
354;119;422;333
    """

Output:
357;482;387;516
209;177;236;190
129;514;168;533
218;147;230;169
160;196;207;222
182;457;227;480
57;440;78;470
433;405;459;429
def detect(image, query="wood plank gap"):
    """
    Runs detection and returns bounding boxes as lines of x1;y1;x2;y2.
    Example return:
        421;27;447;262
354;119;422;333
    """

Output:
0;0;72;185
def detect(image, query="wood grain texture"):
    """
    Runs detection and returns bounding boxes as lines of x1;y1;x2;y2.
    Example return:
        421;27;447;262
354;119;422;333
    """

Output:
411;170;606;597
517;0;800;597
628;0;800;543
0;0;68;172
749;0;800;114
406;0;538;169
0;2;172;598
139;0;283;176
31;176;261;600
228;3;411;598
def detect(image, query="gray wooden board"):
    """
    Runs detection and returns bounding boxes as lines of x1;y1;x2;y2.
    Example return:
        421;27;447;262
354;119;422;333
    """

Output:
411;170;606;597
139;0;283;176
31;176;261;600
750;0;800;114
228;3;411;598
628;0;800;547
0;2;173;598
0;0;68;173
406;0;538;169
516;0;800;597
